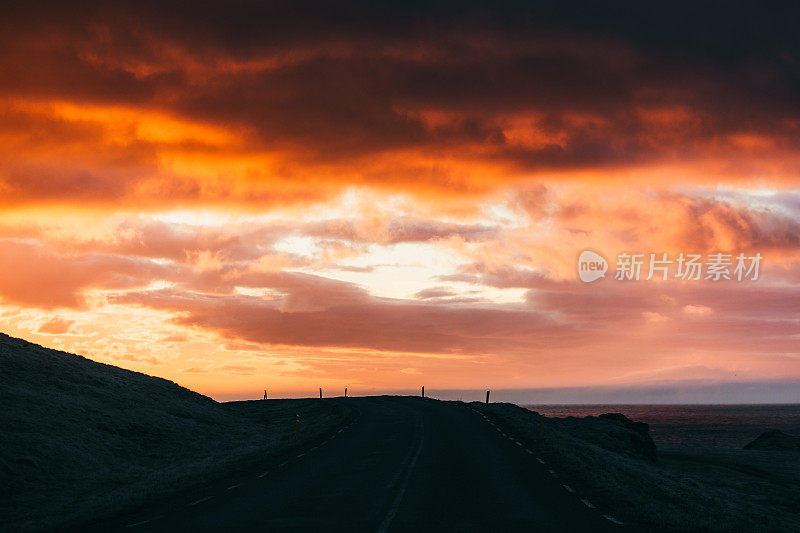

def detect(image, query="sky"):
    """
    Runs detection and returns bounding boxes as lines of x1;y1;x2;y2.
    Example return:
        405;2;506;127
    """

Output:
1;1;799;402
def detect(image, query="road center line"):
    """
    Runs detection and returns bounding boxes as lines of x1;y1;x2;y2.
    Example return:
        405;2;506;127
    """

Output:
378;421;425;533
603;515;624;525
126;516;161;528
189;496;213;506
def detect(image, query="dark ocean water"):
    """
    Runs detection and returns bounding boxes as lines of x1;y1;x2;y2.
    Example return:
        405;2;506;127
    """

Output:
522;404;800;449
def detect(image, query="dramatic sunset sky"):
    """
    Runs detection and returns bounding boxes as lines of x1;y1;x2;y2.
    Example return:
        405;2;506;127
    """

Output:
1;2;799;401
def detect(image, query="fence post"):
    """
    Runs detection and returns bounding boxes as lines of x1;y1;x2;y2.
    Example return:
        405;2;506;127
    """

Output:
319;387;323;399
486;390;490;404
421;385;425;398
345;387;348;398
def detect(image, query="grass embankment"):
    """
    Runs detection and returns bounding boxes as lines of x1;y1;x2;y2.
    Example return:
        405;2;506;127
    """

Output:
0;333;352;532
471;402;800;532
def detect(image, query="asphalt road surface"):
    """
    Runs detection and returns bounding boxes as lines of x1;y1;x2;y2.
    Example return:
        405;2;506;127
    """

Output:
85;396;629;532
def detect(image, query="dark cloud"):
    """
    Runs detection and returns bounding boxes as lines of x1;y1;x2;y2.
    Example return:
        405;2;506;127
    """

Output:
1;0;798;189
681;197;800;251
79;220;249;262
443;264;570;291
107;272;800;359
297;217;500;244
0;239;174;308
112;288;566;354
385;218;498;243
413;287;457;300
37;317;74;335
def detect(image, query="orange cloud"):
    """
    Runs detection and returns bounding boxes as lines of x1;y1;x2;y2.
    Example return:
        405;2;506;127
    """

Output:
2;3;800;212
2;2;800;399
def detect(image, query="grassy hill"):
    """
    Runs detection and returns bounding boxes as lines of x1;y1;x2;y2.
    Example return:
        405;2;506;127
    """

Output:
0;333;350;531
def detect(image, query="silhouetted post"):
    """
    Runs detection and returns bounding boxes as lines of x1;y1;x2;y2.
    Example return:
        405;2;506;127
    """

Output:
263;389;268;400
319;387;323;399
486;390;490;404
295;414;300;441
421;386;425;398
345;387;348;398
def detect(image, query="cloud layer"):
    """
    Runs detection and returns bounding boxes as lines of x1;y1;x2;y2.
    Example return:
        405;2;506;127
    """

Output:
1;2;799;399
2;2;800;208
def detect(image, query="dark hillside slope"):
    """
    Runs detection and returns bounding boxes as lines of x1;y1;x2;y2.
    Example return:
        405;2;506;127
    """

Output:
0;333;348;531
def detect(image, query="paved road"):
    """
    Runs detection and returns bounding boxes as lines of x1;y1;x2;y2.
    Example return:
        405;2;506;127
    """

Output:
89;397;627;532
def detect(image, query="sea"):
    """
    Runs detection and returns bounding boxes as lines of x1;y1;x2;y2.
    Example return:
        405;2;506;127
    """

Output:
522;404;800;449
